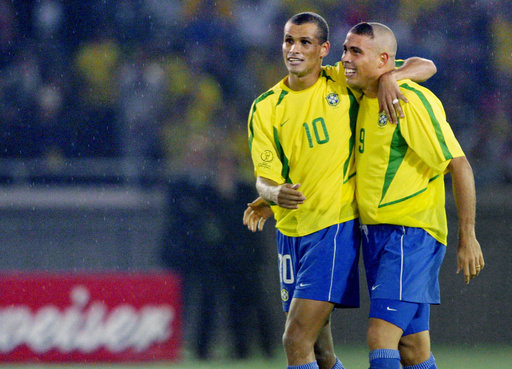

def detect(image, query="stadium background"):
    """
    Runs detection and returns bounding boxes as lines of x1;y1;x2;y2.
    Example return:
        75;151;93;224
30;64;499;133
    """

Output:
0;0;511;367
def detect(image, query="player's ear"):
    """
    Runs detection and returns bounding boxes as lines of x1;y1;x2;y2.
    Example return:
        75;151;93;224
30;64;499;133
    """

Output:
379;52;389;68
320;41;330;59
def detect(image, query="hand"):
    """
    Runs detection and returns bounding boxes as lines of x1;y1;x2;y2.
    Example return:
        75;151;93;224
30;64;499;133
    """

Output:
273;183;305;209
456;235;485;284
378;71;408;125
243;197;274;232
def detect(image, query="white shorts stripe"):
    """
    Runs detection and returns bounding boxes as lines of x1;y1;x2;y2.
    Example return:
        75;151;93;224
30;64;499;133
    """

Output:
328;223;341;301
400;226;405;300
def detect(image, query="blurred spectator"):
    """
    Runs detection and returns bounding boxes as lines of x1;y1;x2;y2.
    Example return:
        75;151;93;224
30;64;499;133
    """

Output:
490;0;512;182
0;0;20;69
36;83;69;162
32;0;70;80
143;0;184;50
73;26;121;157
117;48;167;187
33;0;63;35
160;69;225;174
0;45;41;158
159;56;195;167
160;138;275;360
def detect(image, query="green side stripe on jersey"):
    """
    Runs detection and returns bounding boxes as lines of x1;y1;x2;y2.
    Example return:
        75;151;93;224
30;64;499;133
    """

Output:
248;90;274;151
400;83;453;160
380;124;408;205
379;187;427;208
277;90;288;106
379;174;441;208
343;88;359;182
273;126;292;184
346;171;356;182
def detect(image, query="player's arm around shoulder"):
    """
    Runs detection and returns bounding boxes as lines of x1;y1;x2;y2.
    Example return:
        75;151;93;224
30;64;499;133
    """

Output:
447;156;485;284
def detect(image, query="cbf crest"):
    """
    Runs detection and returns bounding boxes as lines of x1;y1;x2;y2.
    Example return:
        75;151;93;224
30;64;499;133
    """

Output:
281;288;289;302
325;93;340;107
378;112;388;127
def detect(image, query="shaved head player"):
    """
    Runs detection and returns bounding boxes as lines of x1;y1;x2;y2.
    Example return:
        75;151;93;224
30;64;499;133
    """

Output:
343;22;484;369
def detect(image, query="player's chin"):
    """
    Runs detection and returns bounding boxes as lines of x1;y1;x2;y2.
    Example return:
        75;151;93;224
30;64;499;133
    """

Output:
288;66;305;76
345;77;360;89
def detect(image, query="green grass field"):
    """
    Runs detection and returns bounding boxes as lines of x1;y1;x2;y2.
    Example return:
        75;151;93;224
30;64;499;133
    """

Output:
2;344;511;369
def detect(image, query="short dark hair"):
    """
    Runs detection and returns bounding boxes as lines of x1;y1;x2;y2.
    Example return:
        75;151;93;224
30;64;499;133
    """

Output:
288;12;329;44
349;22;375;38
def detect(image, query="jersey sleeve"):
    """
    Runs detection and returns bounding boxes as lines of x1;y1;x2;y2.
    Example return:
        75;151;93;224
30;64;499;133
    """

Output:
247;94;285;184
398;81;465;173
323;63;344;81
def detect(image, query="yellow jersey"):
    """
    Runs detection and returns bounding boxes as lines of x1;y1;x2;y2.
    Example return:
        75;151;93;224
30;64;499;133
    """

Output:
248;63;360;237
355;79;464;244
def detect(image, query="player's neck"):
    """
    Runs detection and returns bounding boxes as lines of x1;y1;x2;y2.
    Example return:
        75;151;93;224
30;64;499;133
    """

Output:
286;70;320;91
362;80;380;98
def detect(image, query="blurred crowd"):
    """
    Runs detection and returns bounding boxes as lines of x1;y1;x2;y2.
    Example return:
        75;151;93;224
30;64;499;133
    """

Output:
1;0;511;185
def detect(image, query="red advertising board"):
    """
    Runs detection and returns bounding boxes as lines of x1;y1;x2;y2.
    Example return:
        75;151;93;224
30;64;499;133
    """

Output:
0;271;182;362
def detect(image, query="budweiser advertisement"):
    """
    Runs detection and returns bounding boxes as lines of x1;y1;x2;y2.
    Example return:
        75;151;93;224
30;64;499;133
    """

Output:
0;271;182;362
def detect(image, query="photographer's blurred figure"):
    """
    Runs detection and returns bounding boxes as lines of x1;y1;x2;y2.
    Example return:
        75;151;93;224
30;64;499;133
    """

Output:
161;138;274;360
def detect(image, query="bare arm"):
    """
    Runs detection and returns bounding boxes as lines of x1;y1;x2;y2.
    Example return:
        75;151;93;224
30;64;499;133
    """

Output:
393;57;437;83
256;176;305;209
378;57;437;124
448;156;485;284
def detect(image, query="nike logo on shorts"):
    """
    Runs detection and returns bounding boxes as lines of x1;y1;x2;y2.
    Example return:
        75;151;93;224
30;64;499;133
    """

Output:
386;307;398;312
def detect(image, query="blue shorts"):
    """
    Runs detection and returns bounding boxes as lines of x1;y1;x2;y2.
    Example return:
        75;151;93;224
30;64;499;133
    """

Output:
276;219;360;312
361;224;446;304
370;298;430;336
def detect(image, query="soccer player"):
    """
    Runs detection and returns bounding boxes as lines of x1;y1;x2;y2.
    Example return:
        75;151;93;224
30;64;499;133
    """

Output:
247;12;436;369
341;22;485;369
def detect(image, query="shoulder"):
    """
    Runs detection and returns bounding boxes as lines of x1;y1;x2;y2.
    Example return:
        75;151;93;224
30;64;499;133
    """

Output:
397;81;448;130
399;80;438;100
252;78;286;106
322;62;343;73
321;63;346;83
398;80;443;109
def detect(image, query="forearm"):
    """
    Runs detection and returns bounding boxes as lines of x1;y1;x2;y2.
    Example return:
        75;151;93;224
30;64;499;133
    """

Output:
256;176;279;204
255;176;305;209
449;156;484;283
449;156;476;238
393;57;437;82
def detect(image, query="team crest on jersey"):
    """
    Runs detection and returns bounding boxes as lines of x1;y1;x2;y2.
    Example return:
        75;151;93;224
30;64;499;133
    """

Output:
281;288;289;302
325;93;340;107
378;112;388;127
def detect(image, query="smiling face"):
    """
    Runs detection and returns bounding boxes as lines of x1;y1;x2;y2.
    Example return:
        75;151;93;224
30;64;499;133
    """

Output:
341;32;383;95
341;23;397;97
282;21;330;90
